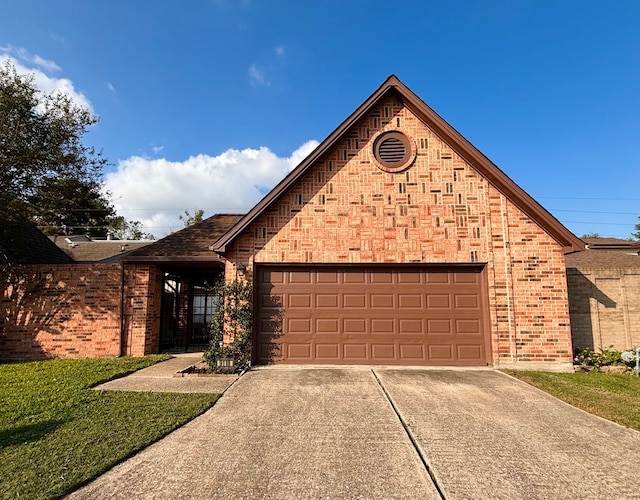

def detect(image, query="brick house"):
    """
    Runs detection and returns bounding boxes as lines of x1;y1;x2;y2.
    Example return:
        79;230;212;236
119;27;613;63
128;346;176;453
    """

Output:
212;75;583;371
2;76;586;370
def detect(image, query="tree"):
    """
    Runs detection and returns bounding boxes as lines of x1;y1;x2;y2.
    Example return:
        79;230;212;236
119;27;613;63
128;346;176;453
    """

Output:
0;61;107;225
179;209;205;228
107;217;155;240
580;233;601;239
633;217;640;240
29;176;117;237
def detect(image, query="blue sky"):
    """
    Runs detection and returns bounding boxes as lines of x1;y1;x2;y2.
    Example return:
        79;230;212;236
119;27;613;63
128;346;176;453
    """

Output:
2;0;639;239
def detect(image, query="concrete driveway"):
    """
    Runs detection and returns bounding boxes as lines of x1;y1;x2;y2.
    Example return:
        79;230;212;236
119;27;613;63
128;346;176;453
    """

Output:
69;367;640;499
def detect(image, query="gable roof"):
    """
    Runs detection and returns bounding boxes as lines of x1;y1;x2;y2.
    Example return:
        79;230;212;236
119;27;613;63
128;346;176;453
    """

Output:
0;220;73;265
565;249;640;269
212;75;584;254
51;238;153;262
124;214;244;262
583;237;639;250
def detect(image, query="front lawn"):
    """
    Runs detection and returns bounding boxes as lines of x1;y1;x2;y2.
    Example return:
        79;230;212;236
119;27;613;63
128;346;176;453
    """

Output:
505;370;640;431
0;356;220;499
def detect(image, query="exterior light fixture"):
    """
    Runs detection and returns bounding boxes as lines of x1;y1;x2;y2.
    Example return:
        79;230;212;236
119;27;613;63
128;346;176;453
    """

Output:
236;263;247;274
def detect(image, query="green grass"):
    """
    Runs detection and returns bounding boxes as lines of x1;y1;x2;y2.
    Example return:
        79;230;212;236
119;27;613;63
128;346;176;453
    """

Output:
0;356;220;499
505;370;640;431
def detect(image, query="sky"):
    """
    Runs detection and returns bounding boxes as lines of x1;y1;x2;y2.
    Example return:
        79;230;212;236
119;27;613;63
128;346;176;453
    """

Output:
1;0;639;239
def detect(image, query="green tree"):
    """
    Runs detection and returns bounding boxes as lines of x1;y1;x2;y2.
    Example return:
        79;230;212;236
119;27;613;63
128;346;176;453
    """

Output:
581;233;601;239
179;209;205;228
633;218;640;240
107;217;155;240
29;176;117;237
0;60;107;225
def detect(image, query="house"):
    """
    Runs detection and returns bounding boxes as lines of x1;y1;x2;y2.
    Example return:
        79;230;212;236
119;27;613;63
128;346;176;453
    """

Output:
50;235;153;262
211;75;583;370
582;237;640;255
1;76;585;370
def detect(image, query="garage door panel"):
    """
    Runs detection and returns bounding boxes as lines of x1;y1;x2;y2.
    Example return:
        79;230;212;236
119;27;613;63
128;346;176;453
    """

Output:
288;318;311;334
344;271;367;284
316;318;339;334
315;344;339;360
427;344;454;361
343;318;367;334
287;343;312;359
398;294;422;308
427;319;451;334
398;318;424;334
256;266;488;366
426;294;450;309
288;294;311;308
456;319;482;335
371;344;395;359
400;344;425;359
371;318;395;334
343;344;367;360
316;272;339;284
316;294;339;308
343;294;367;308
371;294;394;308
457;344;483;361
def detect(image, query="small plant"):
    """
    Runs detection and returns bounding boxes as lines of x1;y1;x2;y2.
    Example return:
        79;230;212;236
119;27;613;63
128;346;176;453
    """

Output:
573;346;636;371
203;279;252;373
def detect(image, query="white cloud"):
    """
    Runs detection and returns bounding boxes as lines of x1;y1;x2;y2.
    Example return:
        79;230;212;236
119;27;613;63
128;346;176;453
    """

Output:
248;64;269;86
104;140;319;238
274;45;285;57
0;46;92;111
105;81;116;92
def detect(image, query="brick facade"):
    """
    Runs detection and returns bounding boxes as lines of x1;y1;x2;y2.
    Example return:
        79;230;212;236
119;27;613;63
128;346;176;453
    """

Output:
1;264;122;358
1;263;162;359
226;96;574;369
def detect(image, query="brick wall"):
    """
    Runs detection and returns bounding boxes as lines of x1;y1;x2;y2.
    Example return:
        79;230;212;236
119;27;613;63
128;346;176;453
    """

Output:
567;267;640;351
121;264;162;356
1;264;122;358
226;96;573;368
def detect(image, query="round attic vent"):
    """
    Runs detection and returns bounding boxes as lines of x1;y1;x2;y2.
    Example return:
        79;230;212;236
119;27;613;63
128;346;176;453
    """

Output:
371;130;416;173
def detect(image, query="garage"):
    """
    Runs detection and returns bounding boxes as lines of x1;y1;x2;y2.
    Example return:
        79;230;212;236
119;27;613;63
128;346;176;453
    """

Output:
255;265;490;366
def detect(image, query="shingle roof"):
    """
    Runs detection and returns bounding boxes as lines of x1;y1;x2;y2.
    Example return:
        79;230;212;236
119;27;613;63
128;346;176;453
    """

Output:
583;237;638;248
52;239;153;262
125;214;244;261
565;250;640;269
0;220;73;264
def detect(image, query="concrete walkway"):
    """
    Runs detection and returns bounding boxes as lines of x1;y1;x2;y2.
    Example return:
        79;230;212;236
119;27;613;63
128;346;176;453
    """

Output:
94;353;237;394
70;365;640;499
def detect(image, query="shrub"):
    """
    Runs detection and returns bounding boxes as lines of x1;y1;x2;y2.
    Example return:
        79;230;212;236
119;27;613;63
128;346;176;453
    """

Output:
203;280;252;373
574;346;636;370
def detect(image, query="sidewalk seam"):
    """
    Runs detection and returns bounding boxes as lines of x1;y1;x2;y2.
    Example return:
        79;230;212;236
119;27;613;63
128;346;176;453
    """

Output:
371;369;446;500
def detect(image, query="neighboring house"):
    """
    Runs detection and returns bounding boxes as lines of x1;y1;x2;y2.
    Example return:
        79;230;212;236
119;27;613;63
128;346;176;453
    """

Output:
566;250;640;352
2;76;586;371
582;237;640;255
51;235;153;262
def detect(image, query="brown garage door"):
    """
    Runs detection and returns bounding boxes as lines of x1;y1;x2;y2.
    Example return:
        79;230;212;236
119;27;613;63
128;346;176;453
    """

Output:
255;265;489;366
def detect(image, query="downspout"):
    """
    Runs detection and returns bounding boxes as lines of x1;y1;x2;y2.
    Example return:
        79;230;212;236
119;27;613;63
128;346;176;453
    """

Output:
119;261;126;357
